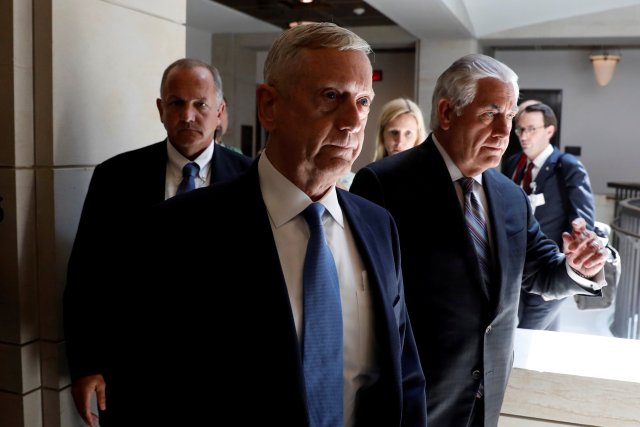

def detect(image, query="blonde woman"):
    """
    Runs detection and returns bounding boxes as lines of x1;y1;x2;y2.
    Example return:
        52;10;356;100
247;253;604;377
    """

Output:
373;98;427;161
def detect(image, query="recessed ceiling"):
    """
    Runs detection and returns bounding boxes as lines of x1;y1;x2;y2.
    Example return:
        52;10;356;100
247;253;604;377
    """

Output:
212;0;396;29
189;0;640;48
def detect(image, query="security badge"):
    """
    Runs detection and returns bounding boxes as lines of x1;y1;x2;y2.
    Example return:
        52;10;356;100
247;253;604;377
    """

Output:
527;166;548;213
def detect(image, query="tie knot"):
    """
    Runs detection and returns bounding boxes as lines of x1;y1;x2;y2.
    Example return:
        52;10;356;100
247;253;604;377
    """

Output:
182;162;200;178
459;177;475;195
303;203;325;230
525;161;534;173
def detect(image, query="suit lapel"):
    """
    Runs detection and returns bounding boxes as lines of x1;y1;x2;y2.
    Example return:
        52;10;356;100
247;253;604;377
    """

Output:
425;139;493;302
337;191;400;384
144;141;170;204
210;144;228;183
483;169;508;310
533;147;562;193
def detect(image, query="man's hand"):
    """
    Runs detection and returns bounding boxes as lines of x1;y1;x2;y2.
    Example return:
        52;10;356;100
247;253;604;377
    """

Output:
562;218;608;279
71;374;106;427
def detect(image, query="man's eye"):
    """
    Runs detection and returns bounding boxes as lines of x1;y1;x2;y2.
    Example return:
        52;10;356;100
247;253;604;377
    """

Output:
325;91;338;100
359;98;371;107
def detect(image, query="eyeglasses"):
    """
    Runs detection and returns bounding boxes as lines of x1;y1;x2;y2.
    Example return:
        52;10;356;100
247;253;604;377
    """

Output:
514;126;545;136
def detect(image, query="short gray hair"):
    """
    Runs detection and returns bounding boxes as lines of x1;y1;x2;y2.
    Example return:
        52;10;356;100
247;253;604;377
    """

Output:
160;58;224;107
429;53;519;130
263;22;372;88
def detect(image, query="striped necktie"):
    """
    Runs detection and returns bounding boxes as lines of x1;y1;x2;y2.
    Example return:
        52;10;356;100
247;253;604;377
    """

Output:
459;177;492;286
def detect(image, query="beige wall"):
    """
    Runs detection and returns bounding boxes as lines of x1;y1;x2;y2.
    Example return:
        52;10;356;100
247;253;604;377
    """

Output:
0;0;185;425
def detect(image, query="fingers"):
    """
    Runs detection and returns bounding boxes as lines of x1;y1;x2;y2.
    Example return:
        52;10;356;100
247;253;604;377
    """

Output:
571;217;587;233
70;376;105;427
572;240;606;268
97;381;107;411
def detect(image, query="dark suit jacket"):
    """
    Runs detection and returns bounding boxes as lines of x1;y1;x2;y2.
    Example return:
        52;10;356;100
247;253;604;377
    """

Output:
64;140;251;381
503;147;595;246
503;147;595;329
109;161;427;426
350;136;598;427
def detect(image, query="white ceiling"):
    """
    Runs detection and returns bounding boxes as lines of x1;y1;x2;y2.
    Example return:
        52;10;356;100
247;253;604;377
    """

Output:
187;0;640;47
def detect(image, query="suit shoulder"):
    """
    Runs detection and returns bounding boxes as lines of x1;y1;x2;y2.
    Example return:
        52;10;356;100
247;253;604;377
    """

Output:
555;152;582;168
216;144;252;167
97;141;165;171
487;168;526;196
363;145;421;176
340;190;393;221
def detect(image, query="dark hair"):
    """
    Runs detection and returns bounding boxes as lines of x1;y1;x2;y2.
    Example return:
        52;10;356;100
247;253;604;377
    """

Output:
521;102;557;129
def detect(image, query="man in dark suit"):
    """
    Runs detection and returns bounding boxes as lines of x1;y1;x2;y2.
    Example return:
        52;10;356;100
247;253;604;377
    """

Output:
350;54;607;427
504;102;595;330
63;58;251;427
111;22;426;426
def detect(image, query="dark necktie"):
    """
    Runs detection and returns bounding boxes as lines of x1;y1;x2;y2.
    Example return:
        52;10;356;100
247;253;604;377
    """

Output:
176;162;200;195
521;161;535;195
301;203;343;427
459;177;492;286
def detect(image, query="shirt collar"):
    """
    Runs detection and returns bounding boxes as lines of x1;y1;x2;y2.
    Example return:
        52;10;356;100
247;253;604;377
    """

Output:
258;153;343;229
166;138;214;178
531;144;554;169
432;133;483;185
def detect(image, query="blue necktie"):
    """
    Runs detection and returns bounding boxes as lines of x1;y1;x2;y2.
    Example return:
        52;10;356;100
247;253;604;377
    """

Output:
176;162;199;195
301;203;343;427
459;177;492;286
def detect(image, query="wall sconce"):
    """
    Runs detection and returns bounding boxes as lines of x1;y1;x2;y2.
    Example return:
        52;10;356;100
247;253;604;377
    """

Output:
589;52;621;87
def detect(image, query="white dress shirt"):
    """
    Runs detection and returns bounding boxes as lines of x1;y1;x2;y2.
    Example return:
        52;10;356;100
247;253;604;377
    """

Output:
258;154;378;427
433;136;495;250
527;143;554;194
165;139;214;199
432;136;604;292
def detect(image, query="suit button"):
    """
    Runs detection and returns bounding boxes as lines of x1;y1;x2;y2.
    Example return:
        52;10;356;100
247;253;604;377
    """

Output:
472;370;481;380
485;325;492;334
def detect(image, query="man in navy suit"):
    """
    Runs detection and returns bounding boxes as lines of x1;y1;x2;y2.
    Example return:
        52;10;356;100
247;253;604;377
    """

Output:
63;58;251;426
504;102;595;330
351;54;607;427
110;23;426;426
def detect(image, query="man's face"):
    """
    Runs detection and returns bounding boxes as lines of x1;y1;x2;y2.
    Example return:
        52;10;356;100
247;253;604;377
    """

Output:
516;111;553;160
261;48;374;194
157;66;221;159
438;77;517;177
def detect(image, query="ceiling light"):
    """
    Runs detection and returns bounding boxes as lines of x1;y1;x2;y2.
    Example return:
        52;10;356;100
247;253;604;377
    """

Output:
300;0;313;3
353;7;365;15
590;52;621;87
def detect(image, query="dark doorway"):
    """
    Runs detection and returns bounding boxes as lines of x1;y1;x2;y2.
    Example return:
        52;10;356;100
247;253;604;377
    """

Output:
503;89;563;169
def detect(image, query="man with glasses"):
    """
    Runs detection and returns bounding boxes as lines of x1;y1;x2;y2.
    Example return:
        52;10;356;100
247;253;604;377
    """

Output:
504;101;595;330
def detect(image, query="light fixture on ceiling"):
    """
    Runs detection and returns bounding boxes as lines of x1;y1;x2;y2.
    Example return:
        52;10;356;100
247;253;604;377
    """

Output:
300;0;314;3
589;51;621;87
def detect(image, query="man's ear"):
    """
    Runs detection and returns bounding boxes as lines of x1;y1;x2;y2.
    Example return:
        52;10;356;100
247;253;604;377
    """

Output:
257;84;277;132
546;125;556;139
437;98;454;131
156;98;164;122
217;100;225;120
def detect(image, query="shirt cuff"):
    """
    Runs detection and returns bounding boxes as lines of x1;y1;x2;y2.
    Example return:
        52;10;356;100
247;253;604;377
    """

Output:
565;262;606;291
